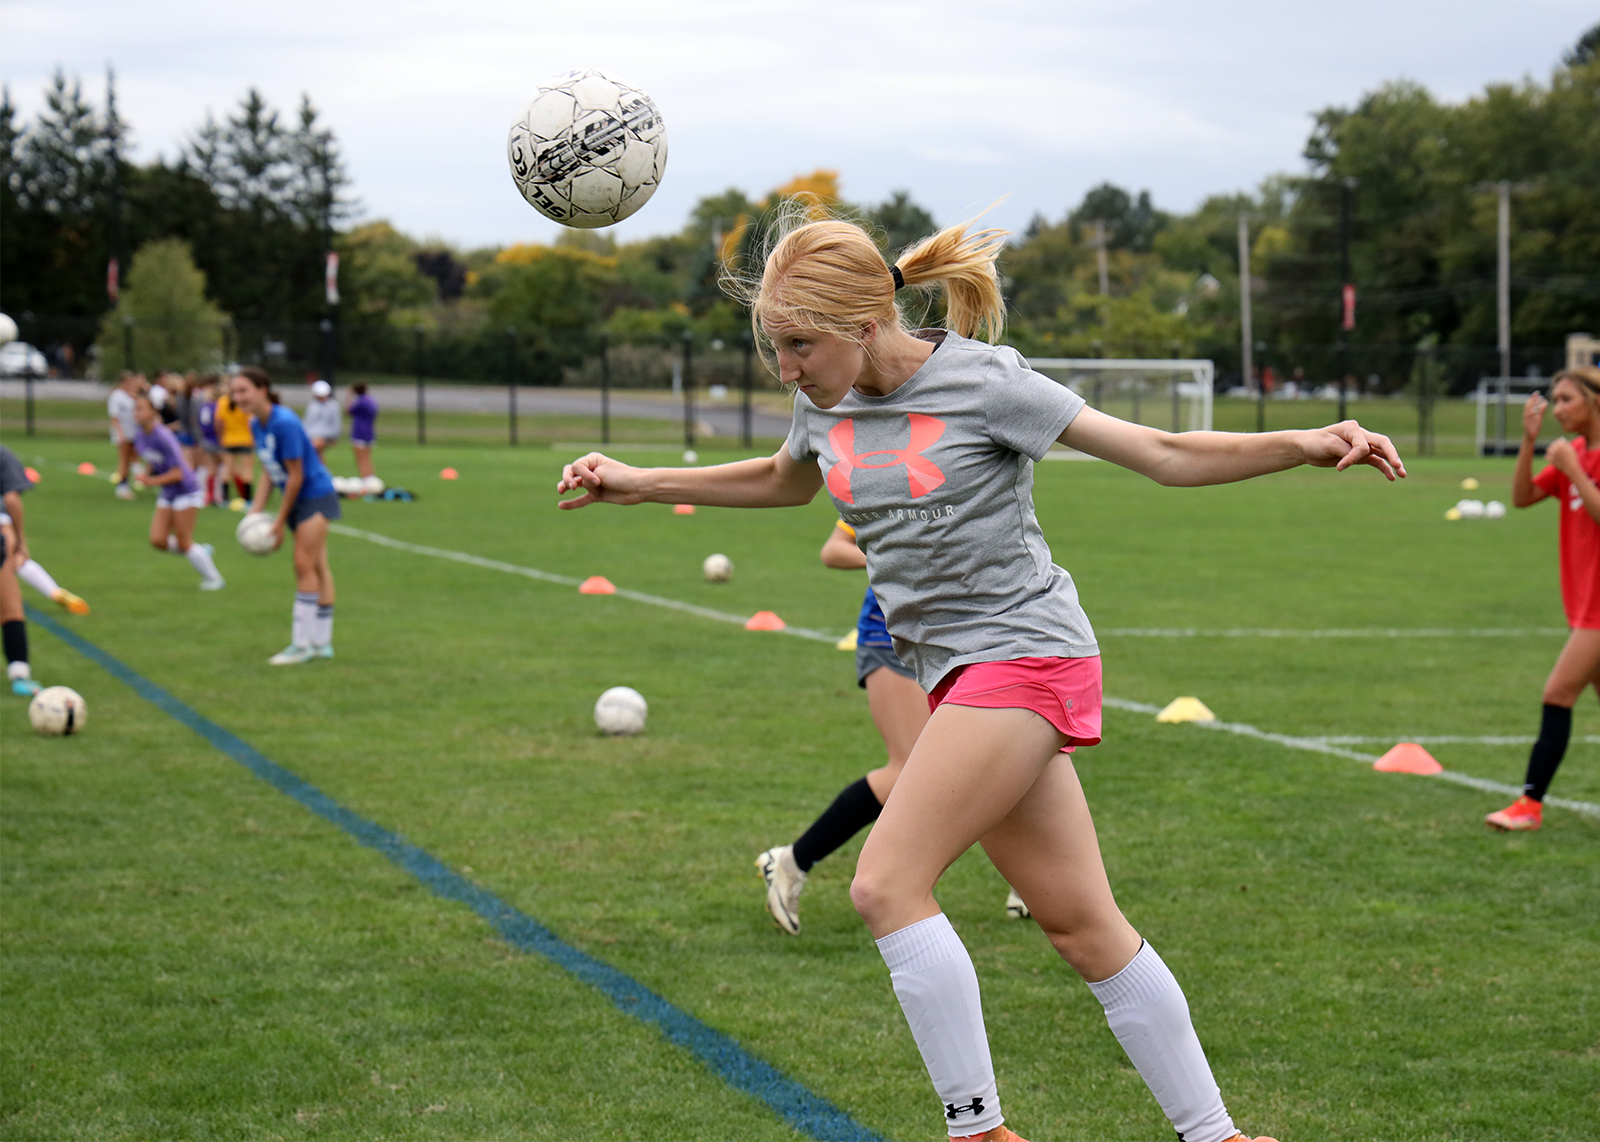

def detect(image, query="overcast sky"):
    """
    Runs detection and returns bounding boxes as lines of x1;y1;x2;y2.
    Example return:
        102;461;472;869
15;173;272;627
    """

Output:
2;1;1592;249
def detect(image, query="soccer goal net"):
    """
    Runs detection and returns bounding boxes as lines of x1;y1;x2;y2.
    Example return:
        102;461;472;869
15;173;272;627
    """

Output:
1025;358;1215;434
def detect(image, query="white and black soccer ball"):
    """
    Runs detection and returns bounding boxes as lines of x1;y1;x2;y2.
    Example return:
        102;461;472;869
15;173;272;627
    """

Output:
29;685;87;736
594;686;648;736
236;512;276;555
702;553;732;583
507;69;667;228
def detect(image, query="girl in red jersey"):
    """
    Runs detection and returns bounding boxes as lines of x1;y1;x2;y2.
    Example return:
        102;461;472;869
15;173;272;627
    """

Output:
1487;365;1600;831
558;212;1404;1142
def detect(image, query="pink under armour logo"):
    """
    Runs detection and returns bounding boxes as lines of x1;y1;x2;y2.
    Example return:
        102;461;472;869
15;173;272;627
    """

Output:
826;415;947;504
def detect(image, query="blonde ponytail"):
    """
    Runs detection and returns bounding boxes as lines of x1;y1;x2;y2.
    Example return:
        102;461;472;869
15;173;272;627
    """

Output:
729;205;1008;370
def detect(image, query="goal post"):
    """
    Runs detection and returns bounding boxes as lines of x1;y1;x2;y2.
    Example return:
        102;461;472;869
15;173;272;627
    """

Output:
1025;358;1215;433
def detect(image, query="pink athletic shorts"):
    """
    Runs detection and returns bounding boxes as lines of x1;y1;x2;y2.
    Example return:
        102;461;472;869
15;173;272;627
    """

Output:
928;656;1103;753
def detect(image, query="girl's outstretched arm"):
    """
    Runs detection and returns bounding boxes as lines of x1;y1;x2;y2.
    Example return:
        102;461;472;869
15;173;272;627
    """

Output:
1059;406;1406;487
558;446;822;510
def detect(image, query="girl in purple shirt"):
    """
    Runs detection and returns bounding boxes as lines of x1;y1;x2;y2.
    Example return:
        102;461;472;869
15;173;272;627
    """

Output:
346;384;379;482
132;393;225;590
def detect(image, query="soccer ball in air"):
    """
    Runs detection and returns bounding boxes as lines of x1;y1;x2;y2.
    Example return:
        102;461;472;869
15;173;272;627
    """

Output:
702;553;733;582
594;686;648;736
29;686;87;735
507;69;667;228
236;512;277;555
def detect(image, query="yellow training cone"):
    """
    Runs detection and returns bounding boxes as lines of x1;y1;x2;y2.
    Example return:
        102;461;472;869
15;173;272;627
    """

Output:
1156;697;1217;724
836;629;859;651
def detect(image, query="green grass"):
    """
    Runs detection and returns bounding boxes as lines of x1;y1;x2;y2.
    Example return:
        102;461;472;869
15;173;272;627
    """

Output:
2;433;1597;1140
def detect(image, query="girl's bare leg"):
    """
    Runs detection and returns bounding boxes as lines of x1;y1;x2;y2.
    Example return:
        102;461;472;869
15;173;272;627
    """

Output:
1543;628;1600;706
354;445;375;479
863;666;929;800
148;506;174;552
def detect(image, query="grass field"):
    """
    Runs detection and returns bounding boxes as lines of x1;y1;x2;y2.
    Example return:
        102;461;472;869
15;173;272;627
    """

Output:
2;428;1597;1141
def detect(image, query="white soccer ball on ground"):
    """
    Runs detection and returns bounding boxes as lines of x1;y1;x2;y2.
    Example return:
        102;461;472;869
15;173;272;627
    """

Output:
236;512;277;555
362;475;385;495
29;685;87;735
703;553;733;582
1485;500;1506;519
1457;498;1487;519
594;686;648;736
507;69;667;228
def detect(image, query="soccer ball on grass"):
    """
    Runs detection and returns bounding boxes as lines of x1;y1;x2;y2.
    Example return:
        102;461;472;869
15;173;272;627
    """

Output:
29;686;87;735
702;553;733;582
594;686;648;736
507;69;667;228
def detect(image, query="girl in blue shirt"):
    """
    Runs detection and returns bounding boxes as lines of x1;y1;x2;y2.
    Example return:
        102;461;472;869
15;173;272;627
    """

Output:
233;367;342;665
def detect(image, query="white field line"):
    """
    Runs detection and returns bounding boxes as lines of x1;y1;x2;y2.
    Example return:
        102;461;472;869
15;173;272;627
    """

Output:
328;523;1600;821
1100;628;1569;638
1311;735;1600;746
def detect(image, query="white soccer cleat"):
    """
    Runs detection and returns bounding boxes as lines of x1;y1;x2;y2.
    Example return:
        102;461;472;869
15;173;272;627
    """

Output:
268;644;317;665
1005;889;1031;919
755;845;806;935
199;577;226;592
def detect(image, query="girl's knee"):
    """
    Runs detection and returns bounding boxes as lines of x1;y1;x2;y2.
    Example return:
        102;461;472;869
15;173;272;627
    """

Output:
848;869;895;925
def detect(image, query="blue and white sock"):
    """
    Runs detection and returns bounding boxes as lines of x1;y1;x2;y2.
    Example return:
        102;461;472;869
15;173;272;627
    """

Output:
876;913;1004;1138
292;592;318;648
1085;941;1237;1142
312;603;334;647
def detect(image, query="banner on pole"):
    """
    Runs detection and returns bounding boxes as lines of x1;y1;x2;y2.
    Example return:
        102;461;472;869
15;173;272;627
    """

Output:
1341;283;1356;331
107;257;119;303
325;252;340;306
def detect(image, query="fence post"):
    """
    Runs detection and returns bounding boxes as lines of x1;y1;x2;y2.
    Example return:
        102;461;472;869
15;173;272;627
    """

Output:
600;334;611;445
414;325;426;446
681;330;695;451
740;330;753;449
320;317;336;384
506;325;518;447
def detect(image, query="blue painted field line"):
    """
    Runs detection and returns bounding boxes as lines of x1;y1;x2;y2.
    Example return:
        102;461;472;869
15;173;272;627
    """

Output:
26;605;881;1142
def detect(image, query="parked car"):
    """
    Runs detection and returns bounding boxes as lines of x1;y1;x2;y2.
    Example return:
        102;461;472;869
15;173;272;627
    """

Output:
0;341;48;377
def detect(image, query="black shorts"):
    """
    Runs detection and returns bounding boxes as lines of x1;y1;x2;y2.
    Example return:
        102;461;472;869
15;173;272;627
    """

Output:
856;643;915;688
287;491;342;531
224;445;253;456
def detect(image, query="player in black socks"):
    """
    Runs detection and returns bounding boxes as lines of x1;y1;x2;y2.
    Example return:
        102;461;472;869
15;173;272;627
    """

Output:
1487;367;1600;831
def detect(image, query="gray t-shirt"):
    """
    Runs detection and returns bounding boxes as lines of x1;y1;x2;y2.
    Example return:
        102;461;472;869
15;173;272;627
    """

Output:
786;330;1098;690
107;388;137;442
303;398;342;440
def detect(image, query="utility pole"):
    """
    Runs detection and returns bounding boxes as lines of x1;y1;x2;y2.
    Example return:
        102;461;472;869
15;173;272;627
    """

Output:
1497;180;1511;380
106;66;124;313
1094;220;1109;296
1238;213;1257;431
321;138;338;385
1337;177;1356;422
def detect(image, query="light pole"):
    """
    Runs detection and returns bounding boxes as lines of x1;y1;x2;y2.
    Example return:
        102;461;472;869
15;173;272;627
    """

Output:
1337;176;1357;422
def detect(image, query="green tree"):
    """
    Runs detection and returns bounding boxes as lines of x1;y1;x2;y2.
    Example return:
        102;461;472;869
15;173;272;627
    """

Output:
336;221;434;322
95;238;231;375
868;190;937;256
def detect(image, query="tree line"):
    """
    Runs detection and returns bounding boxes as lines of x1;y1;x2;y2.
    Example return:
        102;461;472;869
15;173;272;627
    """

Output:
2;24;1595;392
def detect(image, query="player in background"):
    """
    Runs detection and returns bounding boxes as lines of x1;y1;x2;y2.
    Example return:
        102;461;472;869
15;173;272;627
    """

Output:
235;367;341;664
1;445;51;694
172;373;200;468
107;371;142;500
215;383;257;504
131;393;225;591
194;376;225;505
303;379;342;462
758;520;1029;934
1487;365;1600;831
0;445;90;617
560;214;1404;1142
346;383;379;482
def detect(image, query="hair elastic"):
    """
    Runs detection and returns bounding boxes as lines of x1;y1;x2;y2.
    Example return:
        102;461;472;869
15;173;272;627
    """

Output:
890;265;905;291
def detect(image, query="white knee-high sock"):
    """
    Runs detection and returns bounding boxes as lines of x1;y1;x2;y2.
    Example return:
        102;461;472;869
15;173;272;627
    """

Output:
1086;941;1237;1142
292;592;317;647
876;913;1003;1138
185;544;221;581
312;603;334;647
18;559;60;598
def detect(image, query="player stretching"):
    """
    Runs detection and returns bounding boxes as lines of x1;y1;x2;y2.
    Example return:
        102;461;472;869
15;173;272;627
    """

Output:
131;393;226;590
1;445;53;695
233;367;341;664
0;444;89;616
560;212;1405;1142
757;520;1028;933
1487;365;1600;831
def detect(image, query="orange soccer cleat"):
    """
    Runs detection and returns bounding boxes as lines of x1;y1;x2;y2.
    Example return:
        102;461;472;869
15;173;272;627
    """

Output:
1221;1134;1281;1142
1485;795;1542;831
953;1127;1029;1142
52;588;90;615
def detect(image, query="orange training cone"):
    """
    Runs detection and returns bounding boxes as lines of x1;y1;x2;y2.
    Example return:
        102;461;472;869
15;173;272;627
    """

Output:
673;504;695;515
24;467;41;483
440;467;459;480
77;461;97;475
578;576;617;595
745;610;786;631
1373;742;1443;775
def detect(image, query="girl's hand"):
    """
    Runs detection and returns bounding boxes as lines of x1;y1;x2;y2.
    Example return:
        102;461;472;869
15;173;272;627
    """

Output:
1522;392;1548;440
1546;437;1579;477
270;518;286;550
134;472;153;487
1300;420;1406;480
557;453;647;509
